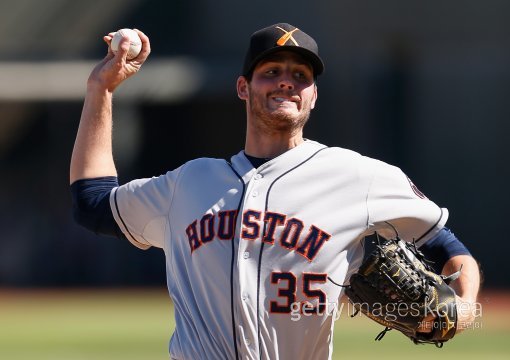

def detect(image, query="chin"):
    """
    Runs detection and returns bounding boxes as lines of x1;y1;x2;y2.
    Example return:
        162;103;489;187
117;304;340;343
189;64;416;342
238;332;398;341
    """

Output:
270;106;300;118
270;112;305;130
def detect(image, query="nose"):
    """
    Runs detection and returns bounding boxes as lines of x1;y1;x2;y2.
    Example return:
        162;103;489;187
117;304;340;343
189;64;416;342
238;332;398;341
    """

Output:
278;73;294;90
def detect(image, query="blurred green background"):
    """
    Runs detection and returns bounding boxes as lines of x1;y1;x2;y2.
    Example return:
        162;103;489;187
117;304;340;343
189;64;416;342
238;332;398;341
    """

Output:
1;289;508;359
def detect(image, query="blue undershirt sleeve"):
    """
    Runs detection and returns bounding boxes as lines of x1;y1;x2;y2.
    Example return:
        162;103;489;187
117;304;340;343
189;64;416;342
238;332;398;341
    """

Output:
70;176;126;240
419;227;471;274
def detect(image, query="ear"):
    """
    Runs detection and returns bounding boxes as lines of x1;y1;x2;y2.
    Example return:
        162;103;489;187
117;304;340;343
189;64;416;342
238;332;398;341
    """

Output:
237;76;249;100
310;84;318;109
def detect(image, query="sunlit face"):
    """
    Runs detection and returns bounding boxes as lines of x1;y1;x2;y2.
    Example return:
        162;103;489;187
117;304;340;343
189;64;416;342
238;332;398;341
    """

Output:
238;51;318;133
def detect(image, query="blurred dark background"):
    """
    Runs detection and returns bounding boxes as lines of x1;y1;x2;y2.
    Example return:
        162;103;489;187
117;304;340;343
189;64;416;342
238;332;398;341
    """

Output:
0;0;508;288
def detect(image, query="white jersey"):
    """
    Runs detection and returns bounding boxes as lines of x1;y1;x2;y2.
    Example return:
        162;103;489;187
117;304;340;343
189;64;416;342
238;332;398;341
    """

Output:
110;139;447;360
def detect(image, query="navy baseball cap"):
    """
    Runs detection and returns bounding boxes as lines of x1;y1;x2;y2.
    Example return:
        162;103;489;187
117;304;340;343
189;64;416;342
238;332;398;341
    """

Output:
242;23;325;78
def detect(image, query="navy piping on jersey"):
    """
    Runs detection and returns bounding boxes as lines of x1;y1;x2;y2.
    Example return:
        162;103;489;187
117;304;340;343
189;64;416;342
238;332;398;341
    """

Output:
414;208;444;244
113;188;140;245
225;161;246;360
256;146;329;359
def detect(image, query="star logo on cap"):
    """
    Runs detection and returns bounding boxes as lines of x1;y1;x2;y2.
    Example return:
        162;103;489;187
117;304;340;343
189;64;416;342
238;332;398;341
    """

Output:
275;26;299;46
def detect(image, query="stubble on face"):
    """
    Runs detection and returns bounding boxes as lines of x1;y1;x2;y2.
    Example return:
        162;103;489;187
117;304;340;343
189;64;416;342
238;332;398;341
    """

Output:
247;83;313;135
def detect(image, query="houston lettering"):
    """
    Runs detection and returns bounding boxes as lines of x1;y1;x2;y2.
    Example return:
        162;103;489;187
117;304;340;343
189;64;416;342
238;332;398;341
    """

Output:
186;209;331;261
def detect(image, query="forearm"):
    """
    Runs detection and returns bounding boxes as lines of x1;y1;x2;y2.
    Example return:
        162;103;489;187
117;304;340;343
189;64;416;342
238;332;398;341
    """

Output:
70;29;150;184
442;254;480;331
442;254;480;302
70;84;117;184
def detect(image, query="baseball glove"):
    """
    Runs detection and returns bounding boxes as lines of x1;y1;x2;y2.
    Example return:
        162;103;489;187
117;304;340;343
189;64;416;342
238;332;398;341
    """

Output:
344;235;460;347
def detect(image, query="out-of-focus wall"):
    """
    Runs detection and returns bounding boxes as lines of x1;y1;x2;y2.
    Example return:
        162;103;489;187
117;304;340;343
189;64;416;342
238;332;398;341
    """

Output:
0;0;507;287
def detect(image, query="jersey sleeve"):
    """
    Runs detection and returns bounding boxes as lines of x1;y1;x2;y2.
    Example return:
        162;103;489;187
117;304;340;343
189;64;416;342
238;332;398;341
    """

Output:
109;167;183;249
365;158;448;244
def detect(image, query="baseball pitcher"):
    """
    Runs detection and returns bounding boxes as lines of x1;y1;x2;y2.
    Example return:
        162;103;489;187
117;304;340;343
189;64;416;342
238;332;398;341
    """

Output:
70;23;480;359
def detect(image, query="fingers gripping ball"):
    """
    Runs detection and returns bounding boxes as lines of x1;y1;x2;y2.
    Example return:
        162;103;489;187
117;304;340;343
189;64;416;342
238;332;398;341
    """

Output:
111;28;142;60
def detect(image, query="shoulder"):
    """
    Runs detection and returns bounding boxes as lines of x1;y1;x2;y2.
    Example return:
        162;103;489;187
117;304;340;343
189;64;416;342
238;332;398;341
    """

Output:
317;145;363;160
119;157;229;191
312;143;384;170
308;143;405;184
305;140;365;161
179;157;231;174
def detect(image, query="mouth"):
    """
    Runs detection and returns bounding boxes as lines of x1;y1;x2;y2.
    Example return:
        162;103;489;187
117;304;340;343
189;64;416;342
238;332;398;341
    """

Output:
273;97;293;103
270;94;300;105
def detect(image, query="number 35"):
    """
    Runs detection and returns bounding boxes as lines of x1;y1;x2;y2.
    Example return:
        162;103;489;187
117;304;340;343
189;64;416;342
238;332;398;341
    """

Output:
270;272;327;314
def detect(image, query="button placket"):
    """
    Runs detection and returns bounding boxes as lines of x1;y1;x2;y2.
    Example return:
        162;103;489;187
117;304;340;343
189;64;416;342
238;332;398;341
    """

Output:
235;169;268;356
250;172;264;197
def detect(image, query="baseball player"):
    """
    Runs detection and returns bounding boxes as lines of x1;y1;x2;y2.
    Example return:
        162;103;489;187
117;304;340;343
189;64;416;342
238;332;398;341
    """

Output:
70;23;480;359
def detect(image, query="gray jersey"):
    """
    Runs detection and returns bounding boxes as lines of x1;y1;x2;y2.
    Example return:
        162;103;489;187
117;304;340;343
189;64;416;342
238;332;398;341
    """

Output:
110;140;447;360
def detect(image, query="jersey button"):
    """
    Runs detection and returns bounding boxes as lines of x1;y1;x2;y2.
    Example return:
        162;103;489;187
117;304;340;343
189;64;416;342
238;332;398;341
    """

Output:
254;174;263;180
242;293;249;301
251;191;259;197
245;338;251;346
243;252;250;259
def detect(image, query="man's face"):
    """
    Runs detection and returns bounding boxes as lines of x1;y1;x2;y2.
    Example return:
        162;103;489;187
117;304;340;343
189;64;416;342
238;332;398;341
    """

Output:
240;51;318;133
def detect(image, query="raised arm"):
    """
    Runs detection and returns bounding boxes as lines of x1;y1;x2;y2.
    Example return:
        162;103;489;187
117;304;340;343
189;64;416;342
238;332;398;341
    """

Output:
69;29;151;184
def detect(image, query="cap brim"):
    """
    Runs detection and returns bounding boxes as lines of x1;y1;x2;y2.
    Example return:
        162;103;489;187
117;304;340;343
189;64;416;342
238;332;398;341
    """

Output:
244;46;324;77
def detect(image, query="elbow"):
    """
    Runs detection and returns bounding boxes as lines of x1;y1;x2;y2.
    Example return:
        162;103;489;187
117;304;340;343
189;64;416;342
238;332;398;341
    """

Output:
69;176;119;237
72;198;102;235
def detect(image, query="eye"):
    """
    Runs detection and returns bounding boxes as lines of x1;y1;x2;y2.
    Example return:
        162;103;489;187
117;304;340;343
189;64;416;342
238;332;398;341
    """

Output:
294;70;313;82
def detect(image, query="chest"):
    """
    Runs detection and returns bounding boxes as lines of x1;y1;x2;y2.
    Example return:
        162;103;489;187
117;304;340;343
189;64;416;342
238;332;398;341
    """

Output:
169;161;369;267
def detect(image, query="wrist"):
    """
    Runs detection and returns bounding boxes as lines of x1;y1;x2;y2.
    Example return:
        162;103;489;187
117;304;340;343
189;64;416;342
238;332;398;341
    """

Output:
86;79;114;96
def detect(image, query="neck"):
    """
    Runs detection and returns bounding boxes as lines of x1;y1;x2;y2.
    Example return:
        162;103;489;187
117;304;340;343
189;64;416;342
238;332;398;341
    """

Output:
244;122;304;158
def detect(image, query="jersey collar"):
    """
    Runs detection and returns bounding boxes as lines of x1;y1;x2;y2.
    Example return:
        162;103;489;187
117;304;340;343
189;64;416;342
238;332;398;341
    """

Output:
230;140;326;183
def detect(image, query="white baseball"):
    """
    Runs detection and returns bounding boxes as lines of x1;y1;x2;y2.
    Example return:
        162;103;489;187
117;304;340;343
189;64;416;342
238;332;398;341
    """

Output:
110;28;142;60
